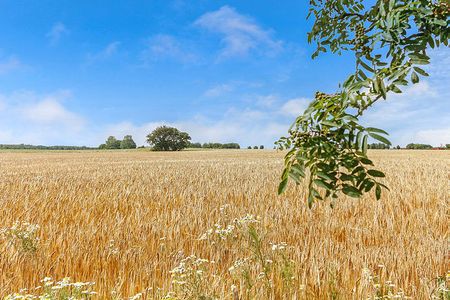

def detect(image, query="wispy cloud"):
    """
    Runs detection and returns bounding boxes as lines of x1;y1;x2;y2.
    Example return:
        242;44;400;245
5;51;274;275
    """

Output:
203;84;234;97
279;97;310;116
141;34;197;64
86;41;121;65
46;22;69;45
0;56;22;74
195;6;282;58
428;47;450;78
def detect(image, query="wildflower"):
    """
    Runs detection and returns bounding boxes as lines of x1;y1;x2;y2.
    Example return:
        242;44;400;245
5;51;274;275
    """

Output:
128;292;143;300
219;204;230;214
270;242;287;252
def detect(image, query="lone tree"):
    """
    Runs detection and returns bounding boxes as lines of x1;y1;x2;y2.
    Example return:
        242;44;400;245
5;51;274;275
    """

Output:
147;126;191;151
120;135;137;149
277;0;449;207
104;136;121;149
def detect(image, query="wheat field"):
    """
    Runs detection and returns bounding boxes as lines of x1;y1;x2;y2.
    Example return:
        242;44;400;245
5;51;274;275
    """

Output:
0;150;448;299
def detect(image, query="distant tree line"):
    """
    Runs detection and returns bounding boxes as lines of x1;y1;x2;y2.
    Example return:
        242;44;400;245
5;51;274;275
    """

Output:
0;144;96;150
99;135;137;149
367;143;390;149
189;142;240;149
247;145;265;149
97;128;243;151
405;143;433;149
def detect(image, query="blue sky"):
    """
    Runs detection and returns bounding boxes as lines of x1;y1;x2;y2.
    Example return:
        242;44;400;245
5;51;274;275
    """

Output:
0;1;448;147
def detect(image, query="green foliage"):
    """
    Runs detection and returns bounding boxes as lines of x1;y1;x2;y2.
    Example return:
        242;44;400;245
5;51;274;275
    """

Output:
277;0;449;207
405;143;433;149
430;272;450;300
0;144;95;150
146;126;191;151
368;143;390;149
188;142;203;148
259;145;265;149
104;136;121;149
446;144;450;149
120;135;137;149
202;142;241;149
1;221;40;253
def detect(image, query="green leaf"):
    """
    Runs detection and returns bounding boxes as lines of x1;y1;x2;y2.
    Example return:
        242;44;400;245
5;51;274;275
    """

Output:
413;67;429;77
340;174;354;182
342;185;362;198
314;179;332;191
307;192;314;208
360;157;373;165
364;180;375;192
411;72;419;84
322;120;339;127
379;77;387;99
356;131;363;150
289;170;301;183
390;84;402;93
352;166;365;174
410;58;429;65
366;127;389;135
362;135;368;154
433;19;447;27
409;53;430;60
278;178;288;195
291;164;305;177
367;169;385;177
317;171;333;181
368;133;391;145
360;60;374;73
358;69;368;80
375;184;381;200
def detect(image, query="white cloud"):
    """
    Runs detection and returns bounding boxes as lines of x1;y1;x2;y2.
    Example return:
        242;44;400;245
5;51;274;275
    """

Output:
101;99;303;148
428;47;450;78
195;6;282;58
0;56;22;74
204;84;234;97
362;82;438;124
86;41;121;64
280;97;310;117
362;79;450;146
141;34;196;64
46;22;69;45
254;94;278;108
0;90;86;145
20;100;84;130
413;128;450;146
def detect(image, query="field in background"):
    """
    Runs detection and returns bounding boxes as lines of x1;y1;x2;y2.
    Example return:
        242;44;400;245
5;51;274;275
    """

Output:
0;150;448;299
